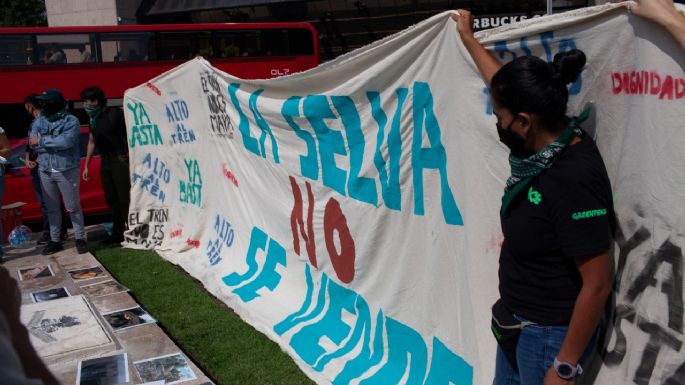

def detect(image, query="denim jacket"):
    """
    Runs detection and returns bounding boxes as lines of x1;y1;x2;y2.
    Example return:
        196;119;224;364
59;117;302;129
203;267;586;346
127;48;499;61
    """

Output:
30;113;81;172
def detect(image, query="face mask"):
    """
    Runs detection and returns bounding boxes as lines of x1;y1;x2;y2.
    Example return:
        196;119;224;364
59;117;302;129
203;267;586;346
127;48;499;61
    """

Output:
496;113;532;157
83;103;99;116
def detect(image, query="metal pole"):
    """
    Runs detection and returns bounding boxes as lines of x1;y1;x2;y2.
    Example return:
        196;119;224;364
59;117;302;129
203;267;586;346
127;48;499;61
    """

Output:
547;0;553;15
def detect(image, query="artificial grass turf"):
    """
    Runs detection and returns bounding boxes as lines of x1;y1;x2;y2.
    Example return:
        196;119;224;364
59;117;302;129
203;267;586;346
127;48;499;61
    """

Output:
92;245;315;385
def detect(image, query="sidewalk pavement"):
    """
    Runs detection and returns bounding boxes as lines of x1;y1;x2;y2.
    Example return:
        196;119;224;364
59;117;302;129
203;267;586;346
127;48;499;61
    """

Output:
2;224;213;385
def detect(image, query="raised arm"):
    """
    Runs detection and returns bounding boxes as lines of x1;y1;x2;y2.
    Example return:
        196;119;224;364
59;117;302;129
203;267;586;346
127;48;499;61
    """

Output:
630;0;685;52
452;10;503;87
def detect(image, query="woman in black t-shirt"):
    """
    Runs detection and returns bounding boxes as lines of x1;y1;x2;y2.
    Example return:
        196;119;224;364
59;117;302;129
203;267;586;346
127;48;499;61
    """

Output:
453;10;614;385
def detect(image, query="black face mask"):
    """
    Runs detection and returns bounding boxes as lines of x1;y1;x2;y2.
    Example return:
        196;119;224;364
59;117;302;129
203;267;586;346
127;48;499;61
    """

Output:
496;113;532;157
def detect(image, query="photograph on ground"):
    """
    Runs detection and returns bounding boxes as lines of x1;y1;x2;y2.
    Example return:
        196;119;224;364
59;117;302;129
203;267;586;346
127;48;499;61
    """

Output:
76;352;129;385
18;265;55;281
102;306;156;331
80;279;129;297
31;287;70;303
68;266;107;282
134;353;196;384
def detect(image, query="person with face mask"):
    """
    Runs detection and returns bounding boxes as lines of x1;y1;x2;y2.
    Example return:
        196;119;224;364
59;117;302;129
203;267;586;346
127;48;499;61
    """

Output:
30;88;88;255
24;95;68;245
80;86;130;245
452;10;615;385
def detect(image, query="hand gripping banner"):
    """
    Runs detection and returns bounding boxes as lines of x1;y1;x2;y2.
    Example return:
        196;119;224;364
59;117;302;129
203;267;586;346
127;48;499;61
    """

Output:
123;3;685;384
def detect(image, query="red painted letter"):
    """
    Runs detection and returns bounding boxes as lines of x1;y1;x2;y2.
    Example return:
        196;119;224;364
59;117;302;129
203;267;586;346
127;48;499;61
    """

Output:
290;176;317;268
323;197;356;283
611;73;622;94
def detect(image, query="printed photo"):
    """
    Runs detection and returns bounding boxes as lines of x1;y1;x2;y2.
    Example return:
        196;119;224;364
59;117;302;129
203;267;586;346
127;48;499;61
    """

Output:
68;266;106;282
80;280;129;297
134;353;196;385
18;265;54;281
31;287;70;303
76;352;129;385
103;306;156;331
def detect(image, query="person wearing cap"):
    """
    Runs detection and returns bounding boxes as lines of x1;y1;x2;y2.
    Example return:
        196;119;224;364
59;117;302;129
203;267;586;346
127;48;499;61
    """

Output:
29;89;88;255
0;125;11;259
81;86;130;245
24;95;68;245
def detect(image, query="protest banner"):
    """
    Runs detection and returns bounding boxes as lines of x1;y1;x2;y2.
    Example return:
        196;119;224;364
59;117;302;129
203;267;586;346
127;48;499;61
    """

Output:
124;4;685;383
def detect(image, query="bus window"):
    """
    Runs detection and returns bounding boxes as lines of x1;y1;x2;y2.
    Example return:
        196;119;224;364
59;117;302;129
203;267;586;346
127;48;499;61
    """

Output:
158;31;211;60
287;29;315;55
263;30;290;56
214;30;262;57
0;35;34;65
214;32;243;57
100;32;153;62
36;33;92;64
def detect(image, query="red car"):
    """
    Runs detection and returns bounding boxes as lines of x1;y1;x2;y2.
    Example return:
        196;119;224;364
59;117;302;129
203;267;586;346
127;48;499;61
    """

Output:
3;126;109;223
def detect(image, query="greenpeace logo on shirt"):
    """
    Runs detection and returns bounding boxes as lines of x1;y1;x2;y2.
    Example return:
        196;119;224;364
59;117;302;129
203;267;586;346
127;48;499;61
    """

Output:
571;208;607;220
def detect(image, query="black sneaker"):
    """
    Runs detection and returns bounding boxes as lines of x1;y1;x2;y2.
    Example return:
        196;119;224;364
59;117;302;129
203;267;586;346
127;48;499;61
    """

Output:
37;233;50;245
75;239;88;254
41;241;64;255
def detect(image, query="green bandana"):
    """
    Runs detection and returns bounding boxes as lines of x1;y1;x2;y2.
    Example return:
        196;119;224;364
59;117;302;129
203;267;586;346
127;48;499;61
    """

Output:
88;106;104;130
500;108;590;215
43;109;67;122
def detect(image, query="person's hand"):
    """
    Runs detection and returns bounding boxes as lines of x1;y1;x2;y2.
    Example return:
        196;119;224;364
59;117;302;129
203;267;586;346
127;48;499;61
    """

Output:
29;134;41;146
82;166;90;181
629;0;683;26
452;9;475;43
26;160;37;169
543;366;575;385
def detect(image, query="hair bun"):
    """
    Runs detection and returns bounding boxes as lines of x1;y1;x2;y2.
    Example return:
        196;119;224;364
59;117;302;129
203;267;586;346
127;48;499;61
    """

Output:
551;49;586;85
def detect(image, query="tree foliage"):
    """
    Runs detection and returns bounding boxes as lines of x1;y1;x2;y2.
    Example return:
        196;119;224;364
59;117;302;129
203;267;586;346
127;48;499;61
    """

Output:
0;0;47;27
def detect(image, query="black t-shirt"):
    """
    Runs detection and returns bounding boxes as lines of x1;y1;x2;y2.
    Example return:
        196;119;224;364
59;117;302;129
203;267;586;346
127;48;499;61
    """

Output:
499;133;615;325
91;107;128;156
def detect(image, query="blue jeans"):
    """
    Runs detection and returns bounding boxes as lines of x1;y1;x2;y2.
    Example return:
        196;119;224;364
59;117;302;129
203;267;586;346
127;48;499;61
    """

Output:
30;167;50;233
493;315;593;385
39;168;85;241
30;167;67;235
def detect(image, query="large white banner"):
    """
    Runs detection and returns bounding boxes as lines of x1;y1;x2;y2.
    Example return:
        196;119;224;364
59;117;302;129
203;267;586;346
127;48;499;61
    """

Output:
123;3;685;384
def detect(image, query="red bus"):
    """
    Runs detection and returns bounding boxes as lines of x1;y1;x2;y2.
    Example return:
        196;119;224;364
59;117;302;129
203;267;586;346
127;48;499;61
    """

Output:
0;22;319;224
0;22;319;108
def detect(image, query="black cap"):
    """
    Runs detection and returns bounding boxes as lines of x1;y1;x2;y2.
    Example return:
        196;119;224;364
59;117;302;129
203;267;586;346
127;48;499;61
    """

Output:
35;88;66;104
